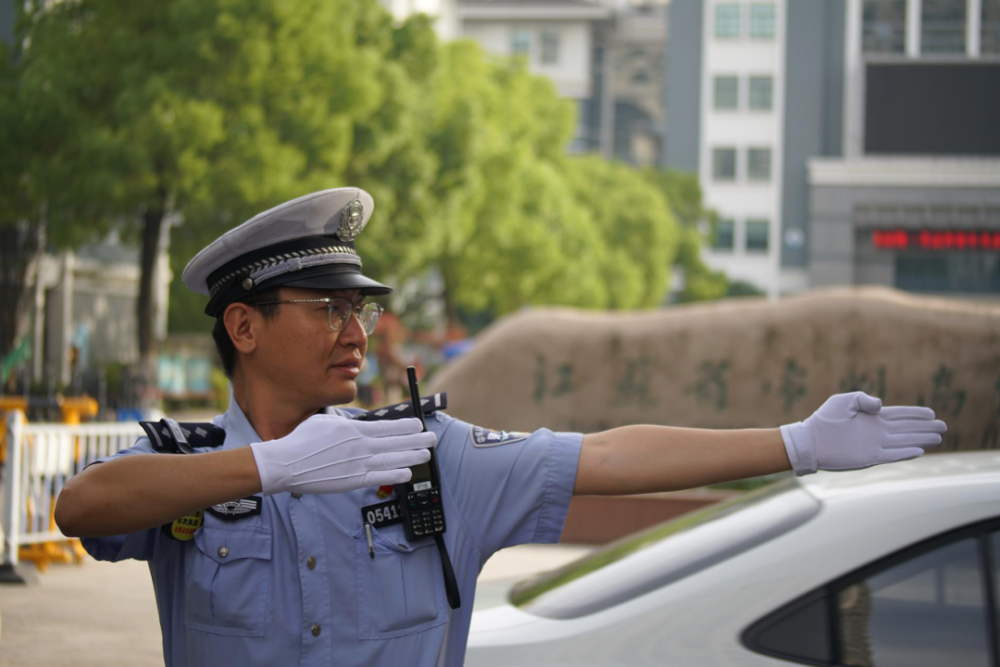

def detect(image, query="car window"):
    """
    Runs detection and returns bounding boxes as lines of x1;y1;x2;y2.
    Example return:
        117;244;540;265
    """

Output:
837;537;989;667
746;524;996;667
510;477;820;619
991;532;1000;642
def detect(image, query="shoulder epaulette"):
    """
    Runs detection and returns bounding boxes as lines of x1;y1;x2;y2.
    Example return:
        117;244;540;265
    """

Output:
352;392;448;421
140;418;226;454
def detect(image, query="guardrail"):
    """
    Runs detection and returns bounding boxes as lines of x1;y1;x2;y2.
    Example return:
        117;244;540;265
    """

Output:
1;410;143;582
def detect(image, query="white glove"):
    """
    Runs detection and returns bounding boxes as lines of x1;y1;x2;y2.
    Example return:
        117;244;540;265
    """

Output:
250;416;436;495
780;392;947;476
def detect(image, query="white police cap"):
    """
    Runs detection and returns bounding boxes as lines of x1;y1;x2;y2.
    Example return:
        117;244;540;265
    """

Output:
181;187;391;316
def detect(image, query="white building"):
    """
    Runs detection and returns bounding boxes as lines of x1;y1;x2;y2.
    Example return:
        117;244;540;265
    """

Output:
458;1;613;151
690;1;786;297
15;239;172;389
380;0;461;40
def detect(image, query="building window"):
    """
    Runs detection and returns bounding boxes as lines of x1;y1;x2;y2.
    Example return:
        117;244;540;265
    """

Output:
747;148;772;182
746;219;770;252
983;0;1000;54
749;4;776;39
712;148;738;181
511;29;531;57
713;219;735;250
863;0;907;53
713;76;739;110
714;4;741;39
748;76;773;110
922;0;966;53
540;31;560;65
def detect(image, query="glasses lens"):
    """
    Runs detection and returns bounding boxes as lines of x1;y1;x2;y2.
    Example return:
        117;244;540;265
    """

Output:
358;303;382;334
327;300;352;332
327;301;382;334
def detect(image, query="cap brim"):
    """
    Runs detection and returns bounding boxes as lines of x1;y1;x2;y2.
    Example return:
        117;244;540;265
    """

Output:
282;270;392;296
204;264;391;316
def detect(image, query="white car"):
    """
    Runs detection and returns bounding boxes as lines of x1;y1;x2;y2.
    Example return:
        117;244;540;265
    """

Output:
467;452;1000;667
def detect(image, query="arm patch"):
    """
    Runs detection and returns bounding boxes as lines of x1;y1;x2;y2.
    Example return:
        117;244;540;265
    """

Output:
139;419;226;454
470;426;529;448
352;392;448;421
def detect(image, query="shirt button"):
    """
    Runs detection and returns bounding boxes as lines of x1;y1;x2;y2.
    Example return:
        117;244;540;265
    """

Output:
306;556;316;570
311;624;321;637
218;546;229;558
292;492;303;499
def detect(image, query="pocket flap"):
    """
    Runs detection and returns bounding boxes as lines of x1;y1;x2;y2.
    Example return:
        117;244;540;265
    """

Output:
195;525;272;565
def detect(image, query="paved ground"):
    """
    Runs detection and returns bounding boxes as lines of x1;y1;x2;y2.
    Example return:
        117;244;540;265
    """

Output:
0;543;592;666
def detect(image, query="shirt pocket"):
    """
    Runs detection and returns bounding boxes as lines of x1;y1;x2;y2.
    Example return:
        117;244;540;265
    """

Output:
354;524;447;640
185;522;272;637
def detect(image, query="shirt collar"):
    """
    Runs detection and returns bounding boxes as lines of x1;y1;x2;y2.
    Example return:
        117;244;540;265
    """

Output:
218;386;355;448
218;388;263;449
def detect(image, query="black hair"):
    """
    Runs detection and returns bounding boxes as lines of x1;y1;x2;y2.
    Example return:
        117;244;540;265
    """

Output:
211;287;282;380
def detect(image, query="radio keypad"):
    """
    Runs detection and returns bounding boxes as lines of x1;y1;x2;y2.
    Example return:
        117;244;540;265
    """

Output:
407;489;444;537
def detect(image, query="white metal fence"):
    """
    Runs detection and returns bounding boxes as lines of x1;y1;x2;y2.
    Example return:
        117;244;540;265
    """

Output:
1;410;143;571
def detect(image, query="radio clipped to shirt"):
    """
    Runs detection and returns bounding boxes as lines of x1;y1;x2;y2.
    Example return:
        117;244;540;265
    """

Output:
355;368;461;610
356;371;447;540
396;367;447;540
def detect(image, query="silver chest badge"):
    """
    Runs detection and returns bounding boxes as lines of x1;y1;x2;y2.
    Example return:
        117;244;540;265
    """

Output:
337;200;365;242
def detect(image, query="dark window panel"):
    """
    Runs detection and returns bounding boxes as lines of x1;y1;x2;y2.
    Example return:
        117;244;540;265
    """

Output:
865;63;1000;156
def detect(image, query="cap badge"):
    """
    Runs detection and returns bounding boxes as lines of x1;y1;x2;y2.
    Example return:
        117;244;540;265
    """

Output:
337;200;365;242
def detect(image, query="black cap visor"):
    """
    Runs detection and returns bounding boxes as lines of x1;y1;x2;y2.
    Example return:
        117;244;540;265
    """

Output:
205;263;391;316
282;267;392;296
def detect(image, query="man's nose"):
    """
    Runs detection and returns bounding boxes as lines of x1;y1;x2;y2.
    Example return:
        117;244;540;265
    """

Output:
337;309;368;347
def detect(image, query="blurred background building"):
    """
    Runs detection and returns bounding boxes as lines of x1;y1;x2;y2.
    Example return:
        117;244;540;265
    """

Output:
380;0;461;39
403;0;669;162
666;0;1000;299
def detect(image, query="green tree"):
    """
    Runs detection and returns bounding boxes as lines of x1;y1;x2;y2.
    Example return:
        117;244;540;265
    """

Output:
568;156;679;309
172;7;444;332
15;0;429;359
642;168;742;303
397;40;683;320
0;30;48;371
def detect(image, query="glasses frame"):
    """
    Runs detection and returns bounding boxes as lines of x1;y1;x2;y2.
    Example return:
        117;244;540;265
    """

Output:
251;298;384;334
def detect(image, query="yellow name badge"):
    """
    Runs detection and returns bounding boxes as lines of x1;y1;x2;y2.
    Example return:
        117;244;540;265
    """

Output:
169;511;204;541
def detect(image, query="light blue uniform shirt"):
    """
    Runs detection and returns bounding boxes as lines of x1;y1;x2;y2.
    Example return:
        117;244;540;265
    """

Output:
82;399;582;666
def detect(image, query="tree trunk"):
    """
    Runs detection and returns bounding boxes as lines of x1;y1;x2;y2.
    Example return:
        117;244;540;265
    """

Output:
137;201;165;382
0;220;43;372
439;260;459;327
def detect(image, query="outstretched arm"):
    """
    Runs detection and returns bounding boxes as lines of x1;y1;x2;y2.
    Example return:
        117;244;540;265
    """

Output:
576;426;787;495
574;392;948;496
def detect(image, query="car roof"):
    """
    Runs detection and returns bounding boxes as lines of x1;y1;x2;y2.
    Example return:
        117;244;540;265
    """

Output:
799;451;1000;501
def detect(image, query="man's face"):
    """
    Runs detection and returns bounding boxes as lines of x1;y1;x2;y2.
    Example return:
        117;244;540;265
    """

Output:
250;286;369;409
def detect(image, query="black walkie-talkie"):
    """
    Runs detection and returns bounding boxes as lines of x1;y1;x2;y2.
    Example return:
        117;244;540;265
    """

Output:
396;367;447;540
396;366;461;610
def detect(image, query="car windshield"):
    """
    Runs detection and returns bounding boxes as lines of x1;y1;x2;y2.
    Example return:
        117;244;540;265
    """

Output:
510;477;820;619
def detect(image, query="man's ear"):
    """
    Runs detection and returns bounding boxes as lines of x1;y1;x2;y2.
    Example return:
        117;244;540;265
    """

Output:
224;303;259;355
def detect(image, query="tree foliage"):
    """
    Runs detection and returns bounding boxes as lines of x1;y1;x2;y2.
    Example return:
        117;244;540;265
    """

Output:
8;0;734;350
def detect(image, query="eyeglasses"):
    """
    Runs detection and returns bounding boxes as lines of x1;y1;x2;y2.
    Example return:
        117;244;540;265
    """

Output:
252;298;384;335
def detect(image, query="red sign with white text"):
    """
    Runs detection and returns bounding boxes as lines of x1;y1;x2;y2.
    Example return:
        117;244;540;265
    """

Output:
872;229;1000;251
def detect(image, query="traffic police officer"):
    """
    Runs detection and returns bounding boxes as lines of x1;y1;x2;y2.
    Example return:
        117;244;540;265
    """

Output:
56;187;948;666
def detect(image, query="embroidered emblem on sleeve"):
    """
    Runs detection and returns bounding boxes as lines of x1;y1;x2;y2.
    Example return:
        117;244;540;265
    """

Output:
470;425;529;448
